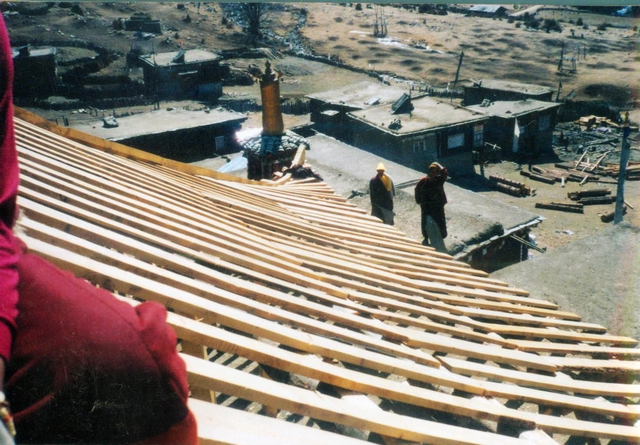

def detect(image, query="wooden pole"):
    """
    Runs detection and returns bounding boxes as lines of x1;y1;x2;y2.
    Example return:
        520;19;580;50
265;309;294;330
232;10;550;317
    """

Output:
614;127;631;224
453;51;464;88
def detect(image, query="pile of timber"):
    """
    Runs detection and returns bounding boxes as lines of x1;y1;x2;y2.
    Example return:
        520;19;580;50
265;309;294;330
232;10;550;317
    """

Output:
554;162;602;184
519;169;555;184
488;174;532;197
568;188;615;205
535;201;584;213
577;115;639;132
600;161;640;180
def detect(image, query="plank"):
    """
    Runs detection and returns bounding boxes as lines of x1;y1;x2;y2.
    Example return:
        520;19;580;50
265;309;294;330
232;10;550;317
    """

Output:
189;399;369;445
183;354;640;443
18;174;350;299
183;356;529;445
161;306;639;421
440;357;640;398
22;222;562;371
489;325;636;347
19;234;439;367
512;340;640;358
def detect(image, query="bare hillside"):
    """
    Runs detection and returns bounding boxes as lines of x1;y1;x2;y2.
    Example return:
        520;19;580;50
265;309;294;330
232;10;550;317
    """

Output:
3;2;638;110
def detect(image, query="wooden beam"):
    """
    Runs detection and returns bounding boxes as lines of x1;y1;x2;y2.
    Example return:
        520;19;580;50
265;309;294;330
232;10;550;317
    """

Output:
440;357;640;398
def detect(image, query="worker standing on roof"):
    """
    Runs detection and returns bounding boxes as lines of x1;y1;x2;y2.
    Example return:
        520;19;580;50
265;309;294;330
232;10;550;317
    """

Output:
0;16;197;444
369;163;396;225
415;162;448;247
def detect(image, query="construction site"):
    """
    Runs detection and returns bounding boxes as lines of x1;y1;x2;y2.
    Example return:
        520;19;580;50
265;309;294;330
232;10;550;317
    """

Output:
3;2;640;444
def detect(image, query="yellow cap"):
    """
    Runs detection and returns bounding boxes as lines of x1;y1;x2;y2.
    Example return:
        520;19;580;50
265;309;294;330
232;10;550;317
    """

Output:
376;163;386;171
429;163;439;170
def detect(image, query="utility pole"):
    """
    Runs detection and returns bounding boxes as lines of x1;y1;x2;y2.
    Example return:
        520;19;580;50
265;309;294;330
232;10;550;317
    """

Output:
453;51;464;88
614;123;631;224
557;41;564;72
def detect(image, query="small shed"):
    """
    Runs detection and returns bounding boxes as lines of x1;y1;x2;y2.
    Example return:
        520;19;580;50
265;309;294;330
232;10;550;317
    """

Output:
306;81;407;140
463;79;556;106
71;107;247;162
11;45;58;98
347;95;489;176
466;99;562;161
139;49;228;100
467;5;508;17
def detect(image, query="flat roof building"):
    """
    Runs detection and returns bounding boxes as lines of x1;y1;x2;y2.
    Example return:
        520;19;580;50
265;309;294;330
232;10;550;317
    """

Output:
467;99;562;160
347;95;489;175
138;49;228;100
72;107;247;162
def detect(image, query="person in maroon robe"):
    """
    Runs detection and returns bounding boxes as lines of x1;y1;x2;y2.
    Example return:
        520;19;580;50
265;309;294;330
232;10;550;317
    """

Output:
0;16;197;444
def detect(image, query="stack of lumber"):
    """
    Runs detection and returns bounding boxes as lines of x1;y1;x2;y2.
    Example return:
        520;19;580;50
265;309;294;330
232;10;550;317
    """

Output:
13;108;640;445
601;161;640;180
488;174;532;197
568;188;615;205
576;115;638;131
554;162;602;183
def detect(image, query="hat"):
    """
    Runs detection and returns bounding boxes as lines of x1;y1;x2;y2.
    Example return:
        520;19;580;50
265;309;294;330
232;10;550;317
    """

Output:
376;163;386;171
428;163;439;171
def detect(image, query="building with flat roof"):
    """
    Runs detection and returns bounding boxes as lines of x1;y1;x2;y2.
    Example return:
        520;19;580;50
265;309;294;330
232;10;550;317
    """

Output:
139;49;228;100
467;99;562;161
71;106;247;162
463;79;556;106
347;95;489;175
306;81;407;140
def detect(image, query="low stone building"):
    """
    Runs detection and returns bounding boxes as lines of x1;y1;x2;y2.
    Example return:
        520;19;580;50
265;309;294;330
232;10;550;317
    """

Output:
306;81;407;140
71;107;247;163
347;95;489;176
462;79;556;106
139;49;228;100
467;99;562;161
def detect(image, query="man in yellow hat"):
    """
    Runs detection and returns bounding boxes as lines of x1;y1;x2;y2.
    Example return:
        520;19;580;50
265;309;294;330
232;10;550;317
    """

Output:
415;162;448;246
369;163;396;225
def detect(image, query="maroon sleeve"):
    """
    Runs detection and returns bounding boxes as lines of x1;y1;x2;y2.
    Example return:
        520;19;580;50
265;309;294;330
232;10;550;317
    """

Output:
0;15;20;364
7;251;191;442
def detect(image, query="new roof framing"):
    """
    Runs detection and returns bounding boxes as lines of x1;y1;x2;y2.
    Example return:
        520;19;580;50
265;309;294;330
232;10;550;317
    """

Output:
13;108;640;445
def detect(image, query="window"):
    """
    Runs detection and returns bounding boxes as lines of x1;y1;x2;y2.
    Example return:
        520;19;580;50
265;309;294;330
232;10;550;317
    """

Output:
473;124;484;148
447;133;464;149
215;136;226;150
413;140;426;153
538;115;550;132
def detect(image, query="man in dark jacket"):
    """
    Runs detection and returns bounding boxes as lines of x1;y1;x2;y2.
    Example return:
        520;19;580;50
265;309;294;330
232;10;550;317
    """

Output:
369;163;396;225
415;162;448;246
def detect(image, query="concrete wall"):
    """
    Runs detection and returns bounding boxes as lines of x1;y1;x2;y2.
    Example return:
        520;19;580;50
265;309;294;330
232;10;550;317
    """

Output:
347;118;478;176
116;122;244;163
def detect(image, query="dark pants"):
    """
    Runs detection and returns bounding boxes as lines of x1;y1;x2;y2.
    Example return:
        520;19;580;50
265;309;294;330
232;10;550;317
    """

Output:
421;206;447;243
